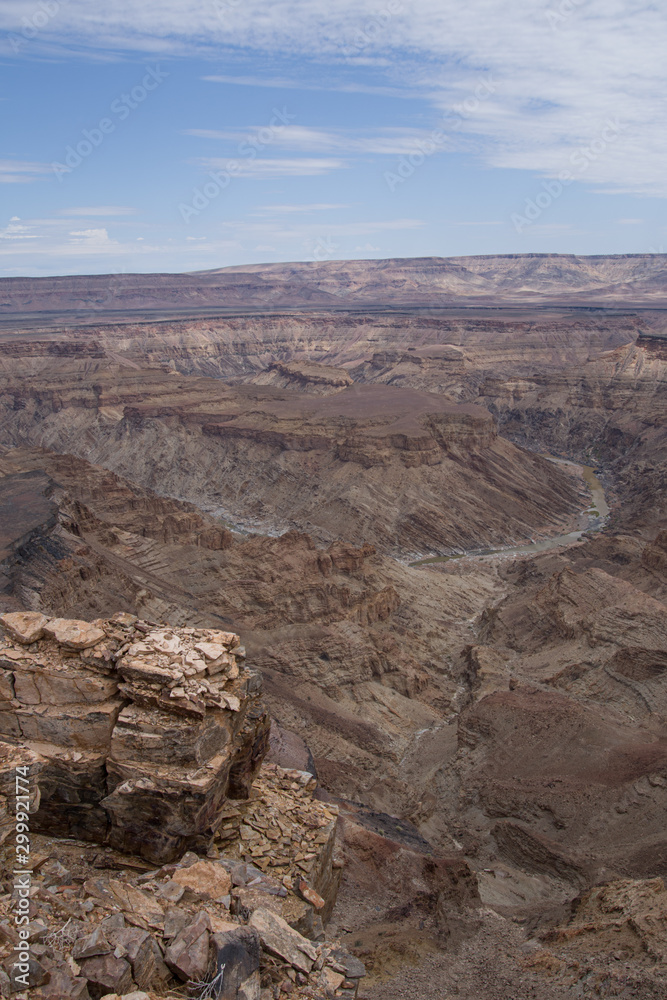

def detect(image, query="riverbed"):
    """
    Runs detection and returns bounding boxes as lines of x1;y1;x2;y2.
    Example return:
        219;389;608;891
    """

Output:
410;458;609;568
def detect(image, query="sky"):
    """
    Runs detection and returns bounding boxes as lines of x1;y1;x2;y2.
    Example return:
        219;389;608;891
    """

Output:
1;0;667;276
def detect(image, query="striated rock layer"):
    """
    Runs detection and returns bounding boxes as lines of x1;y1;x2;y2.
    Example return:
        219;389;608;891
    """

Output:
2;254;667;321
0;611;269;862
0;364;586;554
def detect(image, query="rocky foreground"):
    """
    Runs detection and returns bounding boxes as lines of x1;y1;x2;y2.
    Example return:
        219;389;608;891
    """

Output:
0;612;368;998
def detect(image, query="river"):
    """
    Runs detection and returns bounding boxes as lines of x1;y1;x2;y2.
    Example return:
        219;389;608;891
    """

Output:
410;458;609;568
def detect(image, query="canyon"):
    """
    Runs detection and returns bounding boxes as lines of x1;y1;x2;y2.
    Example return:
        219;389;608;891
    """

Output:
0;254;665;999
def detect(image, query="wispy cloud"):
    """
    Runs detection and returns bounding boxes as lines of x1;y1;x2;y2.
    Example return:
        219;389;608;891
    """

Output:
0;159;51;183
185;125;456;156
59;206;137;216
202;74;416;99
194;157;346;178
0;208;421;276
0;217;39;240
2;0;664;196
201;74;302;90
253;203;351;214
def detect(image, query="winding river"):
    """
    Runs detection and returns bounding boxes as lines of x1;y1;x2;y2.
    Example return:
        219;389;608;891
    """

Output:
411;458;609;568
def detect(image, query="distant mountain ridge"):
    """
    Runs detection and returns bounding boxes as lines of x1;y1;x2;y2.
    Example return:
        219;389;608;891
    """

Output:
2;253;667;321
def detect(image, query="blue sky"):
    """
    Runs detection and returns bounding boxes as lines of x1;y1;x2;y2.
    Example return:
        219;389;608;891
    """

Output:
1;0;667;276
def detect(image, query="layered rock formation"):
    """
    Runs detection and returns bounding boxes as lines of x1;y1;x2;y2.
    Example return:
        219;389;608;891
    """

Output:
0;611;269;862
0;363;586;554
2;254;667;322
249;360;353;394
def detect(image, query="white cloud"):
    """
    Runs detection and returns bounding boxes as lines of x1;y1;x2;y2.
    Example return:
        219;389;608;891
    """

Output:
202;74;418;99
2;0;665;195
59;206;137;216
185;125;456;156
0;206;424;276
0;159;51;183
253;203;351;214
221;218;424;239
194;157;346;177
0;219;39;240
0;213;241;271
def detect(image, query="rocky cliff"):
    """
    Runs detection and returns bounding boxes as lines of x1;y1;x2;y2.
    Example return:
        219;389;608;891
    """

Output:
0;611;269;862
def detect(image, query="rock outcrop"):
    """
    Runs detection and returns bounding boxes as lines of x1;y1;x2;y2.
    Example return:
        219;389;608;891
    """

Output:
250;360;353;394
0;759;371;1000
0;612;269;862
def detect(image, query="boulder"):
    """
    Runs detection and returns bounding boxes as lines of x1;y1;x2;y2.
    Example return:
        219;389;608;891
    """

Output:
72;926;113;960
248;907;318;974
106;926;169;991
0;611;49;644
211;925;261;1000
171;859;232;901
164;911;212;982
43;618;106;650
77;954;134;1000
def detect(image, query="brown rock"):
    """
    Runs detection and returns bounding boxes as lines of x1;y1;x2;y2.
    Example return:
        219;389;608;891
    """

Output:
248;908;317;974
83;880;164;932
11;667;118;707
7;958;50;992
43;618;106;650
107;926;169;991
77;953;134;999
156;879;184;904
163;906;189;941
34;967;91;999
328;949;366;980
72;926;113;960
320;968;345;993
0;611;49;644
11;701;121;750
171;859;232;900
164;911;211;982
295;879;325;910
